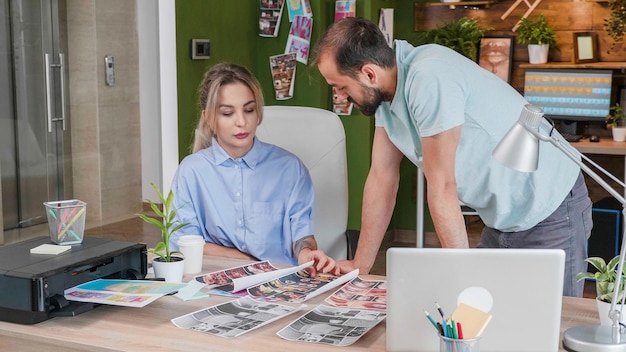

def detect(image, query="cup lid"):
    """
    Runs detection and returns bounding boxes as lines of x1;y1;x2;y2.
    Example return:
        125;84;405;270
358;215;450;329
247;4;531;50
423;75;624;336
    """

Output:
177;235;205;245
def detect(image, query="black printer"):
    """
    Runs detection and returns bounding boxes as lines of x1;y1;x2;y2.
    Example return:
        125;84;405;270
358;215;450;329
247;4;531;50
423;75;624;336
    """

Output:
0;236;147;324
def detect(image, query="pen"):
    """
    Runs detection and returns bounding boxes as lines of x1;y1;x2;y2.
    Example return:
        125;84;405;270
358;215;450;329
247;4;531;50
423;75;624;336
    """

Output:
451;319;458;339
437;322;444;336
456;322;464;339
436;301;446;320
424;310;439;331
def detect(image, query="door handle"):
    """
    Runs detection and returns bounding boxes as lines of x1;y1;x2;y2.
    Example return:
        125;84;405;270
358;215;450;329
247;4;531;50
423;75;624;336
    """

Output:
59;53;66;131
44;53;67;132
44;53;53;133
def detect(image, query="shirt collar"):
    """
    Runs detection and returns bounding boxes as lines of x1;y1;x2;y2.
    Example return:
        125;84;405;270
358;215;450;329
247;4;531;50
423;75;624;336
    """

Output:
210;136;261;169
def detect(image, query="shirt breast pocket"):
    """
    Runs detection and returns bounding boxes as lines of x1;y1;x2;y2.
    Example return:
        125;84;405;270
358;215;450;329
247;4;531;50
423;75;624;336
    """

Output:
248;202;285;243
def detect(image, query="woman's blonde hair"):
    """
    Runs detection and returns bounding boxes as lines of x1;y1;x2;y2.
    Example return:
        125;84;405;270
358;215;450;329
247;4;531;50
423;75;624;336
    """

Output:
192;63;264;153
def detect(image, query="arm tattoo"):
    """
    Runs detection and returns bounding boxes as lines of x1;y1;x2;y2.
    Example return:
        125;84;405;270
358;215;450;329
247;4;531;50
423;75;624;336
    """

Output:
294;236;316;256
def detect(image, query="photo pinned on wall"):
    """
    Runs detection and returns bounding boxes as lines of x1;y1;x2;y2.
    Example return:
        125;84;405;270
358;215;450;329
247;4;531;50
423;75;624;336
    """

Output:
259;0;285;37
332;87;353;115
478;36;514;83
286;0;312;22
270;52;297;100
378;8;394;47
334;0;355;22
285;15;313;64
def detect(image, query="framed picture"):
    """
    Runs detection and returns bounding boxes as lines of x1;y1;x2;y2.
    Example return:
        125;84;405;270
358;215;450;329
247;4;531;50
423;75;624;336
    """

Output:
478;36;514;83
573;32;598;64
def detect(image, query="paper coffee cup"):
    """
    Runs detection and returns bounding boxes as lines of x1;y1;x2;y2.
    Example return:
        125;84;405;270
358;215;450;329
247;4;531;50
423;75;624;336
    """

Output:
177;235;205;274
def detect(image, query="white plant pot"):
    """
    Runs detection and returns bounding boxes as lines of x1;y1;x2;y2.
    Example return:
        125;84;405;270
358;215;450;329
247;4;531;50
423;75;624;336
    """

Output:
528;44;549;64
612;127;626;142
596;298;626;326
152;256;185;283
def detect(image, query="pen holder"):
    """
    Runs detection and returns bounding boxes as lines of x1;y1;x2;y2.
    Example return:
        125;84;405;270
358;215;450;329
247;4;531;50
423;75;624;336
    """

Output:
440;335;480;352
44;200;87;245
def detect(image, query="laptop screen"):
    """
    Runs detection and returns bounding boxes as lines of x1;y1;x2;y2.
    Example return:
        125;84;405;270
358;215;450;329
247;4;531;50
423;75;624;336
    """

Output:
386;248;565;352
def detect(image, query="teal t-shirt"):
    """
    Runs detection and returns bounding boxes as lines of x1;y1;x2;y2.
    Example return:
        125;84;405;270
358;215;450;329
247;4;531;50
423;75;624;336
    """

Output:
375;41;579;231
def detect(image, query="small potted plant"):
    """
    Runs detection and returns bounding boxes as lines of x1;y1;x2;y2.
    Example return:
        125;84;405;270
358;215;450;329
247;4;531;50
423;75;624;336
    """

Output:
577;256;626;326
415;17;488;62
136;182;189;282
607;103;626;141
516;14;557;64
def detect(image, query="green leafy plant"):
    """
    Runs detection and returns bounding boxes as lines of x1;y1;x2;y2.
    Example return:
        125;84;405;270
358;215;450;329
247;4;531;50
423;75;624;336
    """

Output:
577;256;626;303
415;17;488;61
605;0;626;52
607;102;626;127
516;14;557;48
136;182;189;262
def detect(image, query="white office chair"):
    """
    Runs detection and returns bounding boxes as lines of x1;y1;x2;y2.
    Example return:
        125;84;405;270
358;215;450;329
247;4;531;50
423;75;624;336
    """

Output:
256;106;349;260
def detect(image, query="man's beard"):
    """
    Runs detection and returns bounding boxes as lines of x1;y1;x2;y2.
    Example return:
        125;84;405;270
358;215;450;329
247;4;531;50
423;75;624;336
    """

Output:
350;85;388;116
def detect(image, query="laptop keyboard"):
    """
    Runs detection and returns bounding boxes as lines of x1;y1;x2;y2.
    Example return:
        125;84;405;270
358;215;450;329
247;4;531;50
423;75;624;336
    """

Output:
560;133;585;142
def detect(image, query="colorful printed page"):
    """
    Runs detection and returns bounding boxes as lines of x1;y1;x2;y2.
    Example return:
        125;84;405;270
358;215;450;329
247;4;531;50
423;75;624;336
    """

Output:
194;260;313;293
285;15;312;64
324;276;387;312
259;0;285;37
247;269;358;303
171;296;300;338
277;304;386;346
334;0;355;22
64;279;186;308
286;0;312;22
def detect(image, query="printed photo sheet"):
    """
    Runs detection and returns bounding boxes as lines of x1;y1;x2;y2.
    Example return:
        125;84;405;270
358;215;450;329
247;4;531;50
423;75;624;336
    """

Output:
171;296;299;338
64;279;186;308
277;304;386;346
325;276;387;312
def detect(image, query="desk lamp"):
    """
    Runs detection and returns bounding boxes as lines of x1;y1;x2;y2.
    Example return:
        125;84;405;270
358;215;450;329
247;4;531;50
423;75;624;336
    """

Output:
492;104;626;351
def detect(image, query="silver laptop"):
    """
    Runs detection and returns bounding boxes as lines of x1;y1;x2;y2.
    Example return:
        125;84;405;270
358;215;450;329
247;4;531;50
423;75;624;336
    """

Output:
386;248;565;352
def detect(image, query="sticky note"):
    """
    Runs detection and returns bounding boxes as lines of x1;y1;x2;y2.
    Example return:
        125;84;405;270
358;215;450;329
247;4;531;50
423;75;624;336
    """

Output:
451;303;492;339
30;244;72;255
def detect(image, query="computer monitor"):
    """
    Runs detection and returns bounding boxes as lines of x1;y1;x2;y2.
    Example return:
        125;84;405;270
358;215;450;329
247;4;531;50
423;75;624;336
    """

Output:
523;68;613;134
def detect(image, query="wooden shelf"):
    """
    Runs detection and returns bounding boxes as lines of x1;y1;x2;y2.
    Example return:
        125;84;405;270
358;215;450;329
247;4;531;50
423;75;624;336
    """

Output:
519;62;626;70
425;0;498;8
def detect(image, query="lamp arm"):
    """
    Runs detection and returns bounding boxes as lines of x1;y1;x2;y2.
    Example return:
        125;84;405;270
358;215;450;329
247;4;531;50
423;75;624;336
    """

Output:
531;127;626;341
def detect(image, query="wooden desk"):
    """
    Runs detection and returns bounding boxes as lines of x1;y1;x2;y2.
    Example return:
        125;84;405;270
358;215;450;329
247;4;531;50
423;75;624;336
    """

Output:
571;138;626;157
0;256;601;351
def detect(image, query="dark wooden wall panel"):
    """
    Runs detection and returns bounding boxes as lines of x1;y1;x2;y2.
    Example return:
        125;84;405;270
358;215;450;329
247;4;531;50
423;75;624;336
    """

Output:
414;0;625;93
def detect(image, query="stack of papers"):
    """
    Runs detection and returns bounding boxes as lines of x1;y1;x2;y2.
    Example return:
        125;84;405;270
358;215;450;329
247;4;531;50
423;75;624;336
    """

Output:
30;244;71;255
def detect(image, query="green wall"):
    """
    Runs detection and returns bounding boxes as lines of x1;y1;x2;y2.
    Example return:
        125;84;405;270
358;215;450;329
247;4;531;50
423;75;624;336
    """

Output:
175;0;433;232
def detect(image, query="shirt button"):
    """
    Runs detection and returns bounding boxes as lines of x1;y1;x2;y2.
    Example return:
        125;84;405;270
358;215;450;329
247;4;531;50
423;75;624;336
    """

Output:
236;192;241;197
238;220;242;225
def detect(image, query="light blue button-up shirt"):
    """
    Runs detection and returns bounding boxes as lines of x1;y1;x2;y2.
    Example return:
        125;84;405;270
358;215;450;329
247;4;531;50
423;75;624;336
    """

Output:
170;137;314;265
375;41;579;231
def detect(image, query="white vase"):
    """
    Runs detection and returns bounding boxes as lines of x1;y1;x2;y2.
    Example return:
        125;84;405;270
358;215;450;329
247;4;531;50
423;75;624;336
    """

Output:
612;127;626;142
596;298;626;326
152;256;185;282
528;44;549;64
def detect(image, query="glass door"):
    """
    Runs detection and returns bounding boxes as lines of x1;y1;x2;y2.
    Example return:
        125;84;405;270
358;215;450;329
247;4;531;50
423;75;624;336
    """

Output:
0;0;68;230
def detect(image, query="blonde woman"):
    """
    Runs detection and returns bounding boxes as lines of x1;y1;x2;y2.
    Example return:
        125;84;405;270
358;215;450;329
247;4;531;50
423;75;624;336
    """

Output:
170;63;337;276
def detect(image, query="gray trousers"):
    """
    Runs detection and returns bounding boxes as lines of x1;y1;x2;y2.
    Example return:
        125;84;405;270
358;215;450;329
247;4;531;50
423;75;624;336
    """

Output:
478;173;592;297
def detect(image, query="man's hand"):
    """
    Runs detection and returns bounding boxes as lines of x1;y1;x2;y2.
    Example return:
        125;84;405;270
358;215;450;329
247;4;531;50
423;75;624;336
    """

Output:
336;259;361;275
298;248;340;277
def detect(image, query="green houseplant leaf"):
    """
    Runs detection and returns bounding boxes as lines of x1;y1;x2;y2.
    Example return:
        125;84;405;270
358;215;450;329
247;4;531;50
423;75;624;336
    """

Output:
414;17;488;62
136;182;189;262
607;103;626;128
577;256;626;303
516;14;557;48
